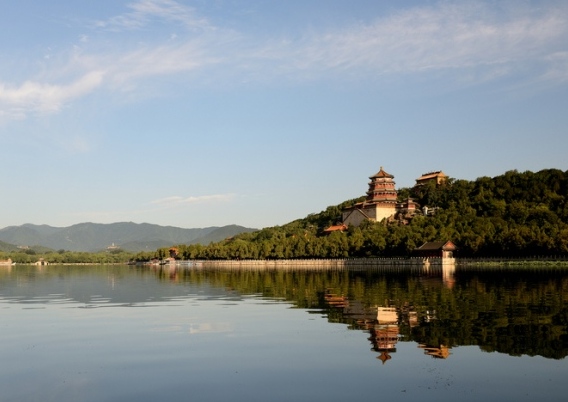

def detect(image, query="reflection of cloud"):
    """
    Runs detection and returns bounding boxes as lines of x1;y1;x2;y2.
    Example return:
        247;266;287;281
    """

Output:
151;194;236;207
153;322;233;334
189;322;233;334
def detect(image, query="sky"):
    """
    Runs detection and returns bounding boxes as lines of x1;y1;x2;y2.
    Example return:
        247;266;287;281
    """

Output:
1;0;567;230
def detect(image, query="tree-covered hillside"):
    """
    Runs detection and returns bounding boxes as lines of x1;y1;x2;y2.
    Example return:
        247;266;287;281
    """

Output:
165;169;568;259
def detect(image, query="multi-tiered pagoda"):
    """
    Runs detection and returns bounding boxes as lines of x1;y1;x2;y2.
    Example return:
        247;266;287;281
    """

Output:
365;166;398;204
342;167;398;227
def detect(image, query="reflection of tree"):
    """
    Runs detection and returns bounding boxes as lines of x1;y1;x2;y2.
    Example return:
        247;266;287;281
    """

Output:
406;270;568;360
4;264;568;359
172;266;568;360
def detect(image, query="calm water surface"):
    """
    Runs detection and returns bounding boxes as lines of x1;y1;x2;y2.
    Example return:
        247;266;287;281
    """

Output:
1;264;567;402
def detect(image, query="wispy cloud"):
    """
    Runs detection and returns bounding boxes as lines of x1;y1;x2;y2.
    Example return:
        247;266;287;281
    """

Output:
61;194;237;225
63;1;568;86
257;2;568;80
104;42;219;88
151;194;237;207
94;0;212;32
1;1;567;122
0;71;104;119
541;51;568;83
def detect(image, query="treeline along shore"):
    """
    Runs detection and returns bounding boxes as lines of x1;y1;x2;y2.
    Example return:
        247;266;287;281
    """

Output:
199;257;568;269
2;168;568;265
5;257;568;269
199;257;449;270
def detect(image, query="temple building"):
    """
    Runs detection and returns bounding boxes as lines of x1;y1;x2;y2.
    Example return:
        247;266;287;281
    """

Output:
342;167;399;227
396;197;420;224
415;170;448;186
337;166;449;228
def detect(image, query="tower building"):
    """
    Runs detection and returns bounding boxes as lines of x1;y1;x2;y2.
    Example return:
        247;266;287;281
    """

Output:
342;167;398;227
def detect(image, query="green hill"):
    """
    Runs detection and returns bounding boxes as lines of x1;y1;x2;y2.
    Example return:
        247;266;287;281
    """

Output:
0;240;19;252
3;168;567;260
166;168;568;259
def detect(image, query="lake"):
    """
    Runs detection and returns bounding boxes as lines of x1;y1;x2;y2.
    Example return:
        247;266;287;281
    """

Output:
1;263;567;402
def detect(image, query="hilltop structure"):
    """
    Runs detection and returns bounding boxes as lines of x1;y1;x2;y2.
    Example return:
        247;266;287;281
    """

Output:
342;167;399;227
415;171;448;186
339;167;446;228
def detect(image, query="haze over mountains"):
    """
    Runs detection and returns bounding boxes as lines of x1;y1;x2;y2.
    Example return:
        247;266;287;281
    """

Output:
0;222;256;252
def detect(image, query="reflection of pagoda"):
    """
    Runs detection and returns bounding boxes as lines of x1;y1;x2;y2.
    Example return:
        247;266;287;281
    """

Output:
324;296;452;363
371;307;400;364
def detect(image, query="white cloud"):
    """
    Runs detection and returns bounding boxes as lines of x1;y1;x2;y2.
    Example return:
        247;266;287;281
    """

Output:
61;195;236;225
94;0;212;32
104;42;218;87
0;71;104;118
151;194;237;207
541;51;568;83
260;2;568;78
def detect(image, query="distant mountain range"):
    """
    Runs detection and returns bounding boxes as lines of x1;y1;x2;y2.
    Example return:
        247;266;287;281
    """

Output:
0;222;257;252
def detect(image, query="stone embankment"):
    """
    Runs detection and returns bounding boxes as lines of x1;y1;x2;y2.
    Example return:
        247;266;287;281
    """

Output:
200;257;455;270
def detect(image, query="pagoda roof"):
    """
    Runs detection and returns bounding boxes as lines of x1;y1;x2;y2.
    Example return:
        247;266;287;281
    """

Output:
370;166;394;179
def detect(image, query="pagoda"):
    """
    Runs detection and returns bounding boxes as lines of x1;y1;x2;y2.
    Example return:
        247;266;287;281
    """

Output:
365;166;398;204
342;166;398;227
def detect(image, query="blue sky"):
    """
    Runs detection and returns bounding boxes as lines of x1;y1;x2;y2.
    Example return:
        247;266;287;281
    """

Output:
1;0;567;230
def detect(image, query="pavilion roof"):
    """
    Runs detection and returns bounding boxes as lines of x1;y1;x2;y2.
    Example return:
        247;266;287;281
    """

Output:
414;241;456;251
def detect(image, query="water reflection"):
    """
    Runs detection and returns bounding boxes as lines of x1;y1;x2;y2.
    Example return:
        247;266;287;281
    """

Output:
2;263;567;363
239;263;566;361
320;265;568;361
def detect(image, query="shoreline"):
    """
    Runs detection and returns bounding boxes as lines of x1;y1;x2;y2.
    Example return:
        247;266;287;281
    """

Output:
4;257;568;268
